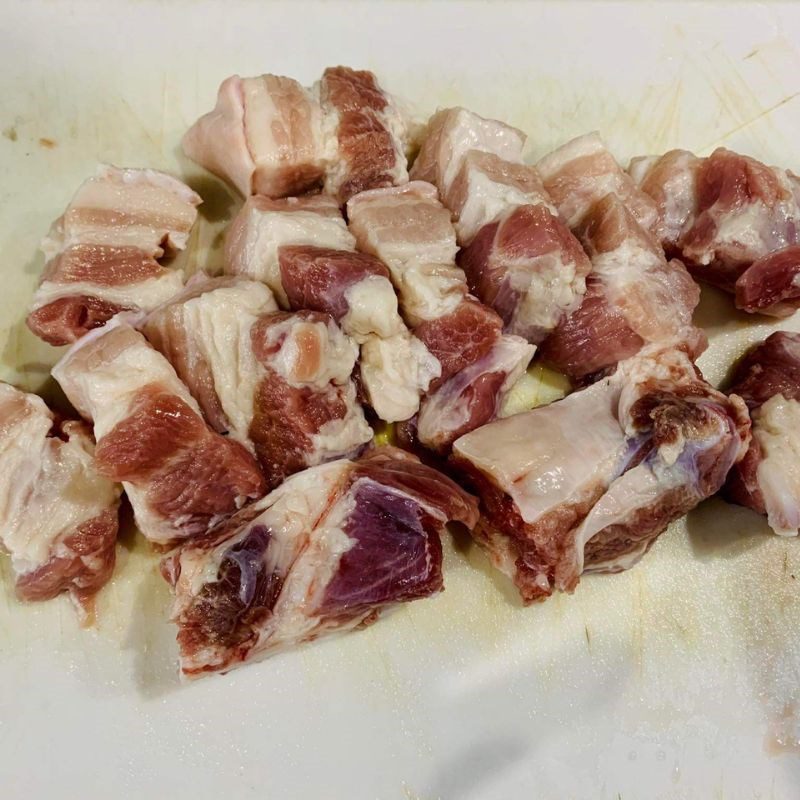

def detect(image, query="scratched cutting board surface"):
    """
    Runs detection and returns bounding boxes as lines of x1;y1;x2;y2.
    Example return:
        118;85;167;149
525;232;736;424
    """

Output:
2;3;800;798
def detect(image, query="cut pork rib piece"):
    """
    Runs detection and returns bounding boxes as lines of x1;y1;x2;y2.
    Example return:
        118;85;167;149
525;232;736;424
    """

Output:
630;147;800;316
52;322;265;546
278;245;405;341
347;181;535;449
538;193;705;380
183;67;409;203
409;107;527;204
452;346;750;603
347;182;465;325
182;74;326;198
458;203;591;342
536;132;659;232
161;447;478;677
0;383;120;618
225;194;435;423
319;66;409;203
142;274;373;489
418;333;534;453
409;107;590;343
27;165;201;346
725;332;800;535
225;195;356;306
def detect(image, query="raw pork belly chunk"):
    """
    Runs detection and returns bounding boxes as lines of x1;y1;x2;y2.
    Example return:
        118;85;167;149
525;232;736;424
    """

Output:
27;166;200;345
225;194;434;423
452;346;750;603
143;274;373;489
183;67;409;203
411;108;591;342
538;193;706;380
0;383;120;617
725;332;800;535
347;182;535;449
630;147;800;316
536;132;659;232
161;447;478;677
52;322;265;546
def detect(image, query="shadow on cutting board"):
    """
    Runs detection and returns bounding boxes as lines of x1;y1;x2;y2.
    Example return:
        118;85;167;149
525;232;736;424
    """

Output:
685;496;772;560
122;533;182;699
449;522;527;609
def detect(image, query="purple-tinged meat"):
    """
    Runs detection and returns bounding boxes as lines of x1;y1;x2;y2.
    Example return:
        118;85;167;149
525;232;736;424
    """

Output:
452;346;750;602
0;383;120;621
162;447;477;677
725;332;800;535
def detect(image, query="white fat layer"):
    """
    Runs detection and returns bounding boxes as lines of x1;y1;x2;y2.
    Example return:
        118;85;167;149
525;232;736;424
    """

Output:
506;249;585;339
347;185;458;277
627;155;660;185
43;165;200;259
754;394;800;536
225;204;354;306
453;375;627;524
174;282;277;447
418;335;534;448
360;332;440;422
0;385;119;570
342;275;405;341
590;237;668;341
266;488;359;647
434;108;526;197
31;272;185;312
242;77;324;179
630;151;699;243
455;159;556;244
309;382;373;462
710;202;791;262
52;322;201;438
265;316;358;389
535;131;605;181
399;263;466;324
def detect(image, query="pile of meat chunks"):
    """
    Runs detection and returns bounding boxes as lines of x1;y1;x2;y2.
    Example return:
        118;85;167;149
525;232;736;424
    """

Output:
4;66;800;678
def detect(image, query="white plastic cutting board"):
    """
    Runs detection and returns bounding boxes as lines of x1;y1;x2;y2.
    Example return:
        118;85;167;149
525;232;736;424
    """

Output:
2;2;800;798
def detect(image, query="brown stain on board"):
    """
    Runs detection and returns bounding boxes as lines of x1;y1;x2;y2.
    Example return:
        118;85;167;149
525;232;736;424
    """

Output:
38;137;57;149
3;126;17;141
